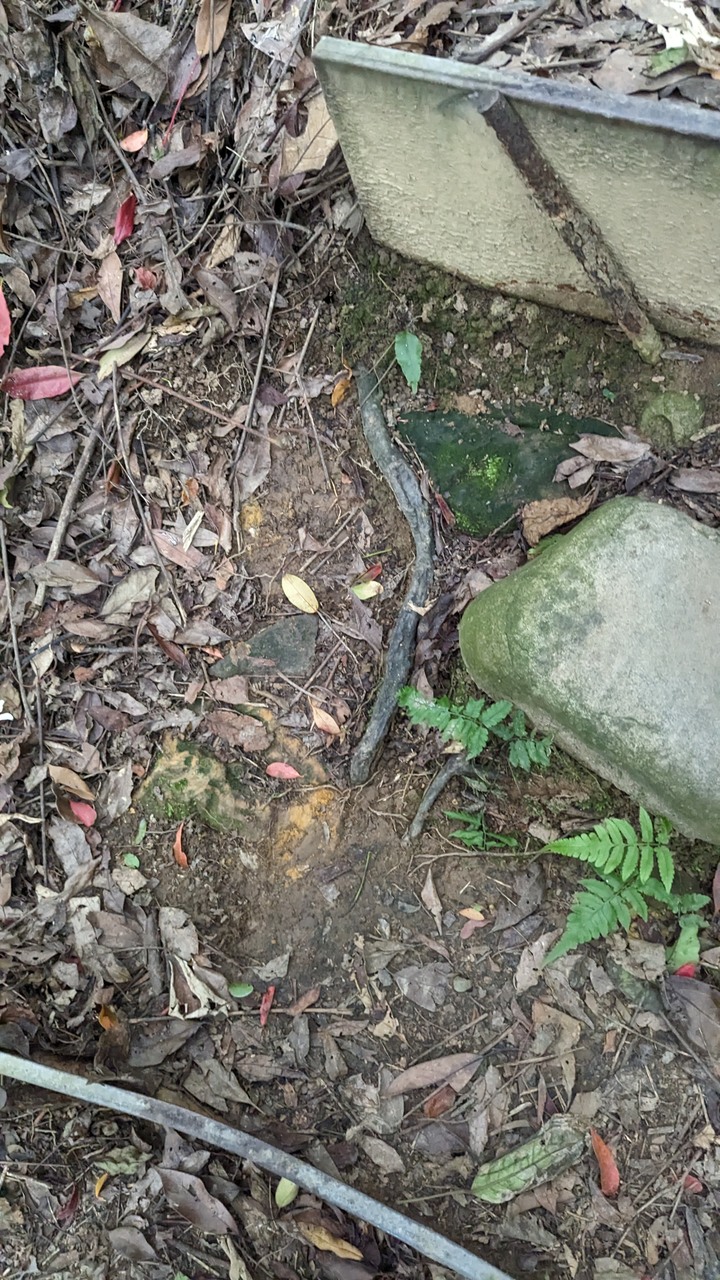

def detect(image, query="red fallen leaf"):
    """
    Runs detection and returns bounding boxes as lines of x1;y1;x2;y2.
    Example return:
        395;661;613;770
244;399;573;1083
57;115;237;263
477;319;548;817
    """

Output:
114;193;137;247
69;799;97;827
683;1173;704;1194
713;861;720;914
460;918;487;940
1;365;82;400
423;1084;455;1118
120;128;148;153
259;985;275;1027
173;821;188;868
590;1127;620;1197
435;492;456;526
674;963;698;978
0;286;11;357
135;266;157;290
353;562;383;585
57;1183;80;1224
266;761;301;780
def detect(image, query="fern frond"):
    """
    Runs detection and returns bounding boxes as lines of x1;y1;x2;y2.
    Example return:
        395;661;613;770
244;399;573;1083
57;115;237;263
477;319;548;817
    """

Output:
544;809;674;889
545;875;645;965
397;687;548;766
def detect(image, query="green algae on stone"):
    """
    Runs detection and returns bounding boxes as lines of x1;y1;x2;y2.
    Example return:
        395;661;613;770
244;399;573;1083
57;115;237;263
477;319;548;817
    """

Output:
210;615;318;680
396;404;615;537
138;738;269;835
459;497;720;844
639;390;704;448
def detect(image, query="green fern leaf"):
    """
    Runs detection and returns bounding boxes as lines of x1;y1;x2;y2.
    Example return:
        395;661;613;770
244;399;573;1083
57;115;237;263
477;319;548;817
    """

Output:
623;886;649;920
465;698;487;720
481;700;513;728
621;841;639;881
509;739;530;771
639;843;654;883
656;845;675;894
639;806;654;845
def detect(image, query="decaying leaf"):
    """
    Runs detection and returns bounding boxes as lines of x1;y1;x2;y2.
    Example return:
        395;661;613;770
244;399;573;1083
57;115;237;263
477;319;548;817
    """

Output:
521;494;594;547
202;709;271;751
195;0;233;56
97;330;151;380
281;573;319;614
97;251;123;324
669;467;720;493
383;1051;484;1098
82;5;174;98
279;89;338;179
158;1168;238;1234
570;434;651;464
48;765;95;803
471;1115;585;1204
421;867;443;934
309;702;341;735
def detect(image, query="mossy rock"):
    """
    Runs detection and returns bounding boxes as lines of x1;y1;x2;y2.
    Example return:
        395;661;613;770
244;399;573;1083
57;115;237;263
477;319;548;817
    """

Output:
138;738;269;836
397;404;615;537
639;391;704;448
459;497;720;844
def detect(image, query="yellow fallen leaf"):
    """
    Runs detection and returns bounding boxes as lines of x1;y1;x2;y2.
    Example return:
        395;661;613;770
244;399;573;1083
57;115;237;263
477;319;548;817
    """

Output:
297;1223;363;1260
281;573;319;614
94;1172;109;1198
310;702;341;736
275;1177;299;1208
331;373;352;407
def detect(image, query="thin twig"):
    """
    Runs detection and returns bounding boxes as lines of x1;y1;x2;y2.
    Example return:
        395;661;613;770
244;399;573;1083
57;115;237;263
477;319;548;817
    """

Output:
0;519;32;721
33;423;101;612
35;687;48;884
231;267;282;473
125;371;282;445
458;0;556;62
112;370;188;626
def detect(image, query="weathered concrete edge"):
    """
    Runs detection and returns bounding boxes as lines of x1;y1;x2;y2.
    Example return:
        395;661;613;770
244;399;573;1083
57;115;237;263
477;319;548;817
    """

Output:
314;37;720;144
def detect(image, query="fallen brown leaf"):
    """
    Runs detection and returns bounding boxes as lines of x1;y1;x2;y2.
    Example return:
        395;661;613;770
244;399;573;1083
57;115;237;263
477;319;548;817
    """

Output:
669;467;720;493
195;0;232;55
280;89;338;179
521;493;594;546
383;1051;483;1097
82;5;174;97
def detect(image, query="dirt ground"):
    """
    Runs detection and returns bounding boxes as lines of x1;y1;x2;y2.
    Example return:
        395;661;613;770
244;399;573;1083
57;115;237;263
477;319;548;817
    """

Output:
1;2;720;1279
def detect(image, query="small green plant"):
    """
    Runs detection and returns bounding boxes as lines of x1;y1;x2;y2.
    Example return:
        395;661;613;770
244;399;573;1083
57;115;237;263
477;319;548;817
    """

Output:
444;809;519;850
395;330;422;393
397;687;552;770
544;808;710;965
